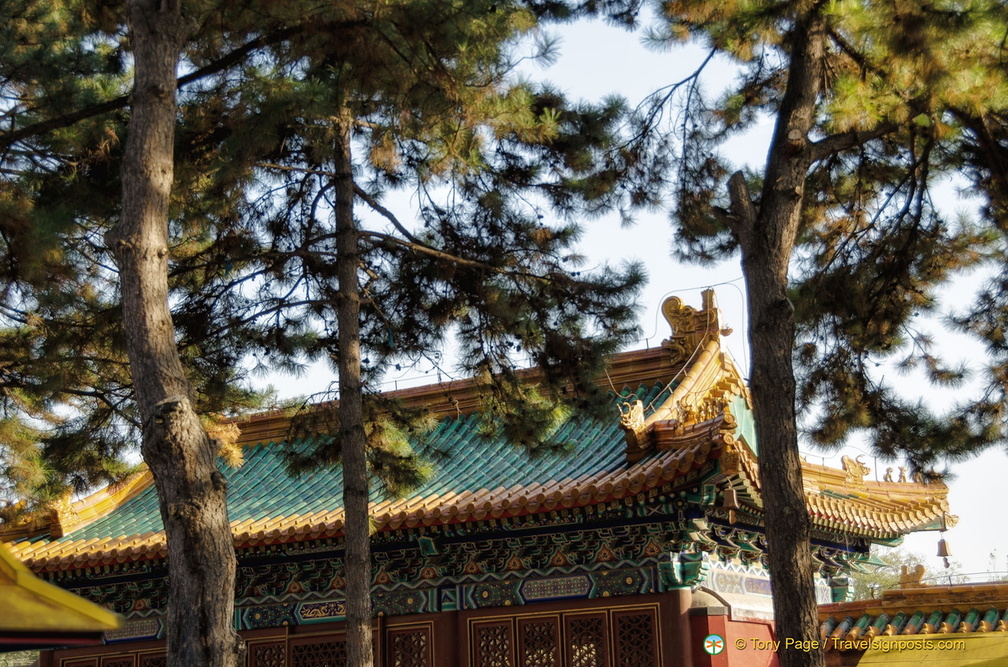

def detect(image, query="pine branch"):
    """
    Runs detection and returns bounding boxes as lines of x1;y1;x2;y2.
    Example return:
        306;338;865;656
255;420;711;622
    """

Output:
826;27;877;77
950;107;1008;195
0;20;368;153
0;97;126;154
351;184;423;244
360;230;548;281
256;160;423;245
257;161;554;280
807;122;900;162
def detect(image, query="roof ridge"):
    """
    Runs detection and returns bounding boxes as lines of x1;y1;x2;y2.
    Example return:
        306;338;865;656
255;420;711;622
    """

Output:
231;347;680;447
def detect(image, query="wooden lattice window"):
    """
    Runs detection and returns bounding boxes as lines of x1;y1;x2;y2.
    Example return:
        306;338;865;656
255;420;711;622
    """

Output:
518;617;560;667
387;627;432;667
612;610;657;667
63;660;98;667
290;637;347;667
566;613;609;667
138;655;167;667
248;642;286;667
100;657;134;667
472;621;514;667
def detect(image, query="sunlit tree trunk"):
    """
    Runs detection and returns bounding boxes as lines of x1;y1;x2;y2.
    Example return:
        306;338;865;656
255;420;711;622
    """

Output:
108;1;242;664
732;10;826;667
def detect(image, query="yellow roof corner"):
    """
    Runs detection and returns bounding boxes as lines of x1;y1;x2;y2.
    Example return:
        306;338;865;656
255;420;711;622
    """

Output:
620;289;748;463
0;540;122;633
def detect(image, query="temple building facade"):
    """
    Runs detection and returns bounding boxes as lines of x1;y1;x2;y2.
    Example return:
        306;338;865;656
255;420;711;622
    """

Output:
0;291;954;667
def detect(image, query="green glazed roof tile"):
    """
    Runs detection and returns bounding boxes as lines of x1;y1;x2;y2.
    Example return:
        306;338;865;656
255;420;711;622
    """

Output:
56;383;666;543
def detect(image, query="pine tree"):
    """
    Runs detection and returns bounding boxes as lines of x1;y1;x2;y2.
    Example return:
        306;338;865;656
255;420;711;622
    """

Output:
0;0;137;507
172;6;646;661
100;0;260;663
948;109;1008;456
2;1;645;664
0;0;266;510
640;1;1008;665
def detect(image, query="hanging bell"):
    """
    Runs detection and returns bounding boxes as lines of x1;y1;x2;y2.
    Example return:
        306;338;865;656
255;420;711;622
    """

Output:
937;537;952;569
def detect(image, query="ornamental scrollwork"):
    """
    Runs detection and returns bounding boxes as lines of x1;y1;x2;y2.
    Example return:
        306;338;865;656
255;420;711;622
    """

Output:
660;290;730;365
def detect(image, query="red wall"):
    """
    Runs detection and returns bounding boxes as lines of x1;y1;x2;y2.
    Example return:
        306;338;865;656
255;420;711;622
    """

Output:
691;611;780;667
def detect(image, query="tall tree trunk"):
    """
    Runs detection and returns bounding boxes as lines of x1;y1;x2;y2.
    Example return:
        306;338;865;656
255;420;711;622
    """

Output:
108;1;242;664
333;112;374;666
734;9;826;667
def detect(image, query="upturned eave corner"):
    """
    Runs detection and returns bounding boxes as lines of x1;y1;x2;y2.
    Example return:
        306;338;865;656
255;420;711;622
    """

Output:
795;455;957;540
620;289;749;464
0;469;153;544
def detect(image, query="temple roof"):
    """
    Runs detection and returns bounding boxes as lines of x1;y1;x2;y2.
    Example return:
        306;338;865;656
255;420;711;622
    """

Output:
819;580;1008;651
1;291;954;574
0;541;121;648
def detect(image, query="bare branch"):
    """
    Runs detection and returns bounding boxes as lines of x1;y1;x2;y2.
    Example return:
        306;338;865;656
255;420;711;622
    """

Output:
360;230;549;282
352;185;421;244
257;162;540;277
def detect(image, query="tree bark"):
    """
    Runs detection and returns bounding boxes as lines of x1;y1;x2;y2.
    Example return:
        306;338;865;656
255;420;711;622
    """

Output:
108;1;242;664
333;112;374;666
736;9;827;667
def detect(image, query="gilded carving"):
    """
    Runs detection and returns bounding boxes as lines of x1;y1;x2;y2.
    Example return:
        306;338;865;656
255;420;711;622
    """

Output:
619;400;645;433
841;455;870;485
48;492;82;539
623;291;749;464
695;395;727;423
714;409;741;475
719;442;741;477
897;564;926;588
619;399;649;462
660;289;731;365
299;600;346;619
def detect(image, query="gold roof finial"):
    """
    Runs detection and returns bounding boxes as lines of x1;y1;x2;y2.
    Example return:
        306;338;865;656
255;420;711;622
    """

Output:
661;289;732;365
